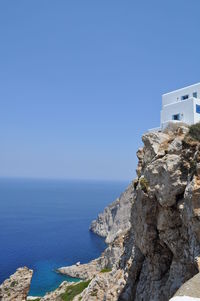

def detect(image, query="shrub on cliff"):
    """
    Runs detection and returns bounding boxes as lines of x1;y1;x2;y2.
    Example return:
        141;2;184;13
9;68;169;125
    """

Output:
139;177;149;193
187;122;200;142
100;268;112;273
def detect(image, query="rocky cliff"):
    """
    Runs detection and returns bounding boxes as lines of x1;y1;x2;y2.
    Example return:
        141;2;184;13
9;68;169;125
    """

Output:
124;123;200;300
90;183;133;243
58;122;200;301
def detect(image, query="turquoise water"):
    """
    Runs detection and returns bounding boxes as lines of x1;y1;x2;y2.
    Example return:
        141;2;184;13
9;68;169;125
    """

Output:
0;178;128;296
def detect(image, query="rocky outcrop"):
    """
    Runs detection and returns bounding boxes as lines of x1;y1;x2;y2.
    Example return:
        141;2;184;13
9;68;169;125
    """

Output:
58;234;124;279
40;281;77;301
78;269;126;301
58;260;99;280
0;267;33;301
62;123;200;300
120;124;200;300
90;183;133;243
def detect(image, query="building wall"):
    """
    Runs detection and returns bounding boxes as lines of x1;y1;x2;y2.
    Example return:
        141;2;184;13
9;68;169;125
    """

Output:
162;83;200;106
161;98;196;126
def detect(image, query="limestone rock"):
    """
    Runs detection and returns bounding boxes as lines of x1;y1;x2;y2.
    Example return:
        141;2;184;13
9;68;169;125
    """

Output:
173;273;200;298
168;137;183;154
144;154;187;206
58;261;99;280
40;281;77;301
142;131;169;165
90;182;134;243
0;267;33;301
129;126;200;300
78;269;125;301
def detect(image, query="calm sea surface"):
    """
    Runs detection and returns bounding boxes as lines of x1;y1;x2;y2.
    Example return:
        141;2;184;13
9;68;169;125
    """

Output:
0;178;128;296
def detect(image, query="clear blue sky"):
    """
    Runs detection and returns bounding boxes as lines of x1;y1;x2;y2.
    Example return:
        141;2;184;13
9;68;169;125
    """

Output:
0;0;200;181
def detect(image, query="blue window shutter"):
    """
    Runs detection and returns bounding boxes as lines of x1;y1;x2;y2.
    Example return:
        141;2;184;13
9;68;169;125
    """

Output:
196;104;200;114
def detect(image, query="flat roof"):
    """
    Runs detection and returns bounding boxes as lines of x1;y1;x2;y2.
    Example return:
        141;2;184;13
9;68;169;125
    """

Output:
162;82;200;96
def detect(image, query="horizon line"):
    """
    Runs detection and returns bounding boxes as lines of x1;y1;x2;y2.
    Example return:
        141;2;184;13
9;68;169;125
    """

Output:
0;175;131;183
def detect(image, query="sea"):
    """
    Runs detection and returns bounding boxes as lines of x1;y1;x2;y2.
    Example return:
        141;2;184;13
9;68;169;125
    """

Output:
0;178;128;297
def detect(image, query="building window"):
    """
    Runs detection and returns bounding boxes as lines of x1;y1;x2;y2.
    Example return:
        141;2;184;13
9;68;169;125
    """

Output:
196;105;200;114
181;95;189;100
193;92;198;98
172;114;180;121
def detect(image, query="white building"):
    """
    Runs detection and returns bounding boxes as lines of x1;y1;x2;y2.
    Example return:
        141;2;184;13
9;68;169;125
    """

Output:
161;83;200;129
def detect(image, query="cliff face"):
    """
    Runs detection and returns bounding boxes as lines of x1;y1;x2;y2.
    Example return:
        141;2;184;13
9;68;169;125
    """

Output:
127;125;200;300
77;123;200;301
90;183;133;243
120;123;200;300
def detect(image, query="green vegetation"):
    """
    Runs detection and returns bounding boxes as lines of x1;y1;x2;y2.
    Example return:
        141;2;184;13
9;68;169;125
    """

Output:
33;299;41;301
139;177;149;193
186;122;200;142
100;268;112;273
60;280;91;301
